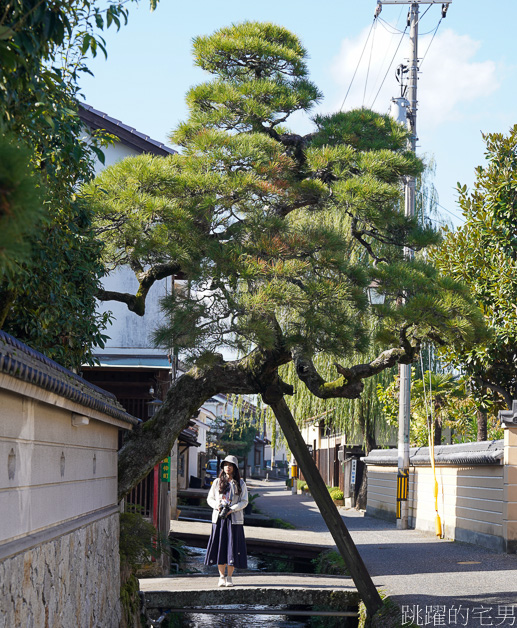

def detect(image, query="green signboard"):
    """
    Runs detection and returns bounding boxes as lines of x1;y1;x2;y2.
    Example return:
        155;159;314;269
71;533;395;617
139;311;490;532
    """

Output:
160;457;171;482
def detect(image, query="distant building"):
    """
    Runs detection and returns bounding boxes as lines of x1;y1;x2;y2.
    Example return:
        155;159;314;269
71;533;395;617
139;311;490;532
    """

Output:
78;104;202;539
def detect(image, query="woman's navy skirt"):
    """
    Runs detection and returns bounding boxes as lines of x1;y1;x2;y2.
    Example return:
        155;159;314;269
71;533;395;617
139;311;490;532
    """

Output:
204;517;247;569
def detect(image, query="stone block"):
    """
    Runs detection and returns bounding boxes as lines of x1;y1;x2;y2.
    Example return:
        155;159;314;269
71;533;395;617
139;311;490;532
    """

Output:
0;513;121;627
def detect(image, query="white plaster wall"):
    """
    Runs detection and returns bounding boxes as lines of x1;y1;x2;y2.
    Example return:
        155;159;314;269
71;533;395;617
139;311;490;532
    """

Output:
187;449;199;482
96;266;173;355
86;136;174;356
366;464;505;551
0;389;119;545
93;141;140;175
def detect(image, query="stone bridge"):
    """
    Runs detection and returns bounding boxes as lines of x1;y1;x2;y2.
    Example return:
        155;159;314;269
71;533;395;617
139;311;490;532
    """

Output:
140;573;360;623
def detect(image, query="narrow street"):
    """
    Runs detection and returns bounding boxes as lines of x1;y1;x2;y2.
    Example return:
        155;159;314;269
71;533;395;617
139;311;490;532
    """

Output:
250;479;517;627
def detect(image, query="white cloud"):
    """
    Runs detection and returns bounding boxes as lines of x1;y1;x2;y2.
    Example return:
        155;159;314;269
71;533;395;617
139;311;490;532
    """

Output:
328;24;499;129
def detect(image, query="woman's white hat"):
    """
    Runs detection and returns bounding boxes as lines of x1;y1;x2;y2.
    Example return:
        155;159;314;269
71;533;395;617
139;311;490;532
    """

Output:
220;455;239;469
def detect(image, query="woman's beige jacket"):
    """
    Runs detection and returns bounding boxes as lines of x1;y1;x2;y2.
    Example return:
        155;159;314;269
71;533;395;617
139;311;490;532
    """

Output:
207;478;248;525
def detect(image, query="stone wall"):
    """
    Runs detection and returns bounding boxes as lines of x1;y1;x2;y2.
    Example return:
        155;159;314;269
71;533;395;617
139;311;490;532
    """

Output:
0;511;121;628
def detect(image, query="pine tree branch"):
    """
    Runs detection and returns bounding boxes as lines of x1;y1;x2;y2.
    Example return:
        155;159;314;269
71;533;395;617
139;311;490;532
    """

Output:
96;262;185;316
258;124;315;166
293;342;417;400
95;288;142;313
350;218;389;264
118;343;291;499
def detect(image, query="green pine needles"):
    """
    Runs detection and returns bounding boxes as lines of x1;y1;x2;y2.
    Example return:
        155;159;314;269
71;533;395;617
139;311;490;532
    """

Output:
91;21;487;440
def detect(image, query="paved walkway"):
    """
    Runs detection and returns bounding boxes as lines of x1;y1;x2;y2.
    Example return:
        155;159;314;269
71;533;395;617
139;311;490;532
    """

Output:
247;479;517;628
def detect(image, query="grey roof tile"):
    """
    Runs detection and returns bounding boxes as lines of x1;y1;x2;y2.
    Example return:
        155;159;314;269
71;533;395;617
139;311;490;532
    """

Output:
363;439;504;466
0;331;139;426
78;103;176;157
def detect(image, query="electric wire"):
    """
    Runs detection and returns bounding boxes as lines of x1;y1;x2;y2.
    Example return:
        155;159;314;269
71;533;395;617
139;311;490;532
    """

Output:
367;5;405;107
418;24;444;36
377;17;406;35
363;18;378;108
417;3;433;24
436;201;463;221
370;26;407;109
420;18;443;68
369;5;440;109
425;215;448;227
339;19;375;111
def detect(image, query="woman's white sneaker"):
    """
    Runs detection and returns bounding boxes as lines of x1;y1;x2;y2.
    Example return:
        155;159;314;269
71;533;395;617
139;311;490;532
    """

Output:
217;576;226;587
225;577;234;587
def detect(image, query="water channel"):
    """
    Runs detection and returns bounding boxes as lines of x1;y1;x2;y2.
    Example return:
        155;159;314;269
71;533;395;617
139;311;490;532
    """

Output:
167;545;312;627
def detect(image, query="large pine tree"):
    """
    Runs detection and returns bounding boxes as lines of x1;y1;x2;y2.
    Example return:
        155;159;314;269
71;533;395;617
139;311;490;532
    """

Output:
89;22;486;614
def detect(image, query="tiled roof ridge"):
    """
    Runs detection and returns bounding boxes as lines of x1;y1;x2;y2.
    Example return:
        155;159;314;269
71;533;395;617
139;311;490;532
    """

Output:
78;102;176;156
0;330;139;426
363;439;504;466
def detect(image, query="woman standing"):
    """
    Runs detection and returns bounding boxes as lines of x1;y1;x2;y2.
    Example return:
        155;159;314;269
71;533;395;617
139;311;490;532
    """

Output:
205;455;248;587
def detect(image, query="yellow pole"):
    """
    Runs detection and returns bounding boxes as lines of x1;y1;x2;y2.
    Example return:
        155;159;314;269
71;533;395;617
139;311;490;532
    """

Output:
428;427;442;537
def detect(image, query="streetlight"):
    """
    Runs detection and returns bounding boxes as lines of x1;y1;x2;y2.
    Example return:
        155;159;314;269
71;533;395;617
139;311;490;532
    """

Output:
367;282;386;305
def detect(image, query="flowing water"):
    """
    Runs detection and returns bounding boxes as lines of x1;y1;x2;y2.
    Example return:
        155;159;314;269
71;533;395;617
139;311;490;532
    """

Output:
171;545;311;628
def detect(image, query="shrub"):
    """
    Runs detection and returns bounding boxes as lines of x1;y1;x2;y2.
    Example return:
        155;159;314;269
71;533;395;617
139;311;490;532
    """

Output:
312;549;348;576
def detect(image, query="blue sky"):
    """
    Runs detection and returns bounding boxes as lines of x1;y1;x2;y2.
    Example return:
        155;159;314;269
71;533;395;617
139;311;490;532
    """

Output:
80;0;517;228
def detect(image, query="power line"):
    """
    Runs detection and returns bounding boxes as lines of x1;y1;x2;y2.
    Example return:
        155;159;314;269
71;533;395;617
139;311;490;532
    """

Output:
367;7;405;106
369;5;442;110
377;17;406;35
420;18;443;67
417;3;433;24
370;26;407;109
436;201;464;221
363;18;378;107
340;19;376;111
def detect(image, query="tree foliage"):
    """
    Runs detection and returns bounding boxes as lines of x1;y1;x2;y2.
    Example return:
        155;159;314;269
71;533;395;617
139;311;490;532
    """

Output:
434;126;517;409
0;135;42;274
207;413;258;461
99;23;489;613
0;0;157;369
92;21;489;502
378;369;503;446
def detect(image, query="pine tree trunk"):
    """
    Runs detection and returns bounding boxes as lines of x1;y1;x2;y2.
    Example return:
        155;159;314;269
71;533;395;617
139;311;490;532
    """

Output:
117;346;291;500
267;395;382;617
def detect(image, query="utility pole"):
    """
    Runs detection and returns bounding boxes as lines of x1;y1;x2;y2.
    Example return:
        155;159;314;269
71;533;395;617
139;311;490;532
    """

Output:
379;0;451;529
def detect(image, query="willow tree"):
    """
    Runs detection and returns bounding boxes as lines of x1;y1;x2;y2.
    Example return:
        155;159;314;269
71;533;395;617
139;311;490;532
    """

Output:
87;22;485;615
